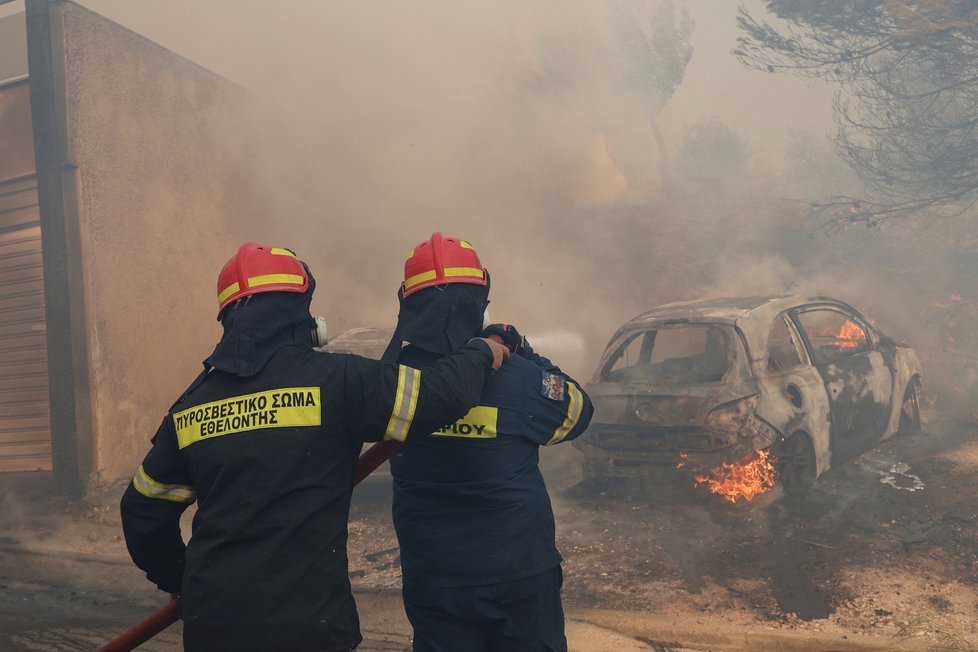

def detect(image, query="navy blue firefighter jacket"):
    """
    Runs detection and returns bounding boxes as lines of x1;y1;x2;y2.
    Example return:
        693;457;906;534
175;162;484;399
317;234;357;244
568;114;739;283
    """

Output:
119;340;497;652
390;345;593;588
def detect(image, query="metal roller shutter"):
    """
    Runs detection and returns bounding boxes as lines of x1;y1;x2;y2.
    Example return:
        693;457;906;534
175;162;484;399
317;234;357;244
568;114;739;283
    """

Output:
0;174;51;472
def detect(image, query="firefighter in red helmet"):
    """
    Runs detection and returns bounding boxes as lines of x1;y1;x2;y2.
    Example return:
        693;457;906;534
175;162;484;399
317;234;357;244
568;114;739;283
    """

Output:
383;233;593;652
120;242;509;652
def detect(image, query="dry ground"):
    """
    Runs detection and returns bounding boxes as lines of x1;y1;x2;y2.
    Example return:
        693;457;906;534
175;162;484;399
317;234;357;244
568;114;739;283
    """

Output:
1;410;977;650
347;411;978;651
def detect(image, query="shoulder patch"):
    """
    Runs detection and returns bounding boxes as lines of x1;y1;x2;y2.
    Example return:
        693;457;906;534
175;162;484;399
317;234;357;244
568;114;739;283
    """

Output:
541;371;565;401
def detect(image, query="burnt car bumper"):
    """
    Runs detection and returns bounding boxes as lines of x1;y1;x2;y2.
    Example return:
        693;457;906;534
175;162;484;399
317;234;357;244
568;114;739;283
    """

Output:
575;423;748;478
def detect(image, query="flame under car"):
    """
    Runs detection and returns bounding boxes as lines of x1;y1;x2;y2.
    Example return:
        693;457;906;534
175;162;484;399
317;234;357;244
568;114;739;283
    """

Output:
575;295;923;499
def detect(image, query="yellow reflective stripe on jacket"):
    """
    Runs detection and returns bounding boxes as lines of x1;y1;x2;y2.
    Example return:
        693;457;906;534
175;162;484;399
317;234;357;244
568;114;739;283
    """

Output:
132;464;196;504
173;387;322;449
547;381;584;445
384;365;421;442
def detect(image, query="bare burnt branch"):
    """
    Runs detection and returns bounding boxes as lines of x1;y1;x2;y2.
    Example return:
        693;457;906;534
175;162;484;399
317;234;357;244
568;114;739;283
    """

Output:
804;194;978;235
737;2;978;224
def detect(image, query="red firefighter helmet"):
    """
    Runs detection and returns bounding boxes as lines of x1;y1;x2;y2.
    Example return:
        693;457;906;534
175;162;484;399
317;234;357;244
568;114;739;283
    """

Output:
216;242;310;319
401;232;487;298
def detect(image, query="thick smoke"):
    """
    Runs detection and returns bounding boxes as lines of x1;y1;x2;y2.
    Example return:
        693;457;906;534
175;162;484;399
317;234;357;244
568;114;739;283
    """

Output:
71;0;974;407
4;3;972;639
61;2;795;375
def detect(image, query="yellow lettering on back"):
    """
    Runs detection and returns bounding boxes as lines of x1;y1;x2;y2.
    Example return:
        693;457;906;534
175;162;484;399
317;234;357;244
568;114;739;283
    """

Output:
173;387;321;449
432;405;498;439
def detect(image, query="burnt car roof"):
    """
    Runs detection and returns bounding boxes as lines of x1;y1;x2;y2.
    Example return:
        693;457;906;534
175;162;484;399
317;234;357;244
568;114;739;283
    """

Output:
612;295;866;365
623;295;855;329
324;326;395;359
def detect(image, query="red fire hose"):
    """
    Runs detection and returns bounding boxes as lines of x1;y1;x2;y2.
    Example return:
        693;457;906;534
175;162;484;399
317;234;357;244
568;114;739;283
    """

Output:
353;439;404;485
95;440;405;652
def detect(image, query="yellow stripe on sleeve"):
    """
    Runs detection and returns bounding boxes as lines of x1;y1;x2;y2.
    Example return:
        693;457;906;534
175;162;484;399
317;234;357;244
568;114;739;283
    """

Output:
546;382;583;445
132;465;196;504
384;365;422;441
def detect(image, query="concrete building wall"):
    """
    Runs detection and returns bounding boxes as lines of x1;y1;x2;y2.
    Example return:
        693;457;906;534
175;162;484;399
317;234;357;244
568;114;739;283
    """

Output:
59;2;258;480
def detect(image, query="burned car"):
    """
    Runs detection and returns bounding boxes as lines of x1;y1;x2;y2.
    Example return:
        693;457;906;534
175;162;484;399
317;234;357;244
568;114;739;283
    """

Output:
574;295;923;499
322;326;395;359
322;326;397;482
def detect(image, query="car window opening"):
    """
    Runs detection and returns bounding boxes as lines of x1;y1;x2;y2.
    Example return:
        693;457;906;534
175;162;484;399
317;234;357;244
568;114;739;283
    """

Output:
767;315;805;372
604;325;735;383
795;310;870;363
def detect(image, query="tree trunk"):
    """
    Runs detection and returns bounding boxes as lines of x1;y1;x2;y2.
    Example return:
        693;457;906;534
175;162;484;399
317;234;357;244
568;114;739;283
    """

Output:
650;115;673;198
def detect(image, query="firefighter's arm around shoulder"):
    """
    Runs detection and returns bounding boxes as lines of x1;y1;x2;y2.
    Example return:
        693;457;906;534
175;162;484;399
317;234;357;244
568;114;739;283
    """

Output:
120;418;195;594
481;323;593;445
351;337;508;442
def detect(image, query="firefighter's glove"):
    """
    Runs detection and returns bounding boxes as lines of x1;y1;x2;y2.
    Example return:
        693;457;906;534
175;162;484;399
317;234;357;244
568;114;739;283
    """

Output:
470;337;510;371
480;323;526;355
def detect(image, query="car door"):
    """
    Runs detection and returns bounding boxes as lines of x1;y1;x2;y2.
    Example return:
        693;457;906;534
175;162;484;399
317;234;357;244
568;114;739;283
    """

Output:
754;312;832;471
791;306;894;464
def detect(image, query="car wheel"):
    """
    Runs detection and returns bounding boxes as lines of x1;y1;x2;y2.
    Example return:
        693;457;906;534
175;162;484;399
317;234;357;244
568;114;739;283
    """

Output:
777;432;817;498
898;379;922;434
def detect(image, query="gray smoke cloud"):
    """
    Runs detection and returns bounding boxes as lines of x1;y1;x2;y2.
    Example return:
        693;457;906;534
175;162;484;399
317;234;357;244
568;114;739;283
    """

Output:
67;0;972;404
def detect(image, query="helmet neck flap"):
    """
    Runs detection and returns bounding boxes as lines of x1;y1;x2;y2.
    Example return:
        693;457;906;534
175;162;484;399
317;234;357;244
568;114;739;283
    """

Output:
381;278;490;363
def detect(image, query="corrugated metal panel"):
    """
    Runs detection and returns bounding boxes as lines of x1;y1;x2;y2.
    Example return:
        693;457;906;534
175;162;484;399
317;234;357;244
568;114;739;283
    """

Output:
0;175;50;472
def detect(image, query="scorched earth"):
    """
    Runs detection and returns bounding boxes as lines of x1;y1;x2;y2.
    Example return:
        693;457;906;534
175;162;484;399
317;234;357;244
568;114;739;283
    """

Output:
1;409;977;651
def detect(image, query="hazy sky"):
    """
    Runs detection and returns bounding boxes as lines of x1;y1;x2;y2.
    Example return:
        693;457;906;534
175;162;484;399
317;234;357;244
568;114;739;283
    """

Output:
663;1;834;154
2;0;964;397
1;0;835;157
0;0;848;374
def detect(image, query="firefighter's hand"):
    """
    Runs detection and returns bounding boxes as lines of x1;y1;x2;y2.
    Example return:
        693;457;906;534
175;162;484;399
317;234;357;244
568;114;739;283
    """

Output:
471;337;510;371
480;323;524;354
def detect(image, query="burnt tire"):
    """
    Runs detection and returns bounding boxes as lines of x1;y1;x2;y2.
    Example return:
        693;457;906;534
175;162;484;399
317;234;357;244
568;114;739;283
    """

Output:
897;379;922;435
777;432;817;498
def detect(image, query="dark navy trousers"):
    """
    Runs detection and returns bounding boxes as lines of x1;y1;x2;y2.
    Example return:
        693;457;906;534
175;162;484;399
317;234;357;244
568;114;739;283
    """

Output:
402;566;566;652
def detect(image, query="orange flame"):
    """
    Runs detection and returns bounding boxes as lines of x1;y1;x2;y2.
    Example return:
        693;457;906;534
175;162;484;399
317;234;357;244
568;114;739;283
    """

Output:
835;320;865;348
694;449;778;503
